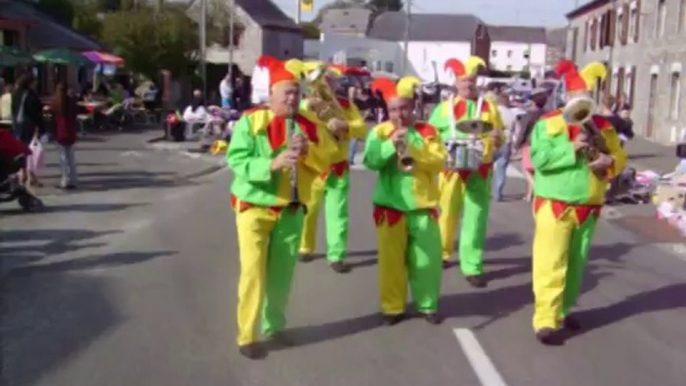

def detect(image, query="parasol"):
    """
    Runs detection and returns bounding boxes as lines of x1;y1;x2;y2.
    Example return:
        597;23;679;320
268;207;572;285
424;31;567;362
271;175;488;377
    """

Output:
81;51;125;66
33;49;94;66
0;46;34;67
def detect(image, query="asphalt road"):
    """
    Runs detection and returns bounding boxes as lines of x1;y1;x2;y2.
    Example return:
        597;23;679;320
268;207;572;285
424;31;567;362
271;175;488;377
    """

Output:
1;136;685;386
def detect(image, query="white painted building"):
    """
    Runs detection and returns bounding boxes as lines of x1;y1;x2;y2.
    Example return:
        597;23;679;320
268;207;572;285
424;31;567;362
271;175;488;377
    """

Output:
488;26;548;78
317;12;491;83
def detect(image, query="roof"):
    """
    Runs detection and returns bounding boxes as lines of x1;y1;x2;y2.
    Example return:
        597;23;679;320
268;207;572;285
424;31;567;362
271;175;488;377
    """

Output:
320;7;371;35
566;0;608;19
0;0;103;51
187;0;300;32
488;26;547;44
368;12;483;42
546;27;567;49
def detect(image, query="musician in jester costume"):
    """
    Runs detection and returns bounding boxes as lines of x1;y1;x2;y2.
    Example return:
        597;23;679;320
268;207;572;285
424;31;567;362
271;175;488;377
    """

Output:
530;61;627;345
428;56;505;288
296;63;368;273
364;76;447;326
226;57;340;360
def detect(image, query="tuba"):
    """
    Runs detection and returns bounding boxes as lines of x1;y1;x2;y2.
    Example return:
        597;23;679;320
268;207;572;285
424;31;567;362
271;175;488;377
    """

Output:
288;61;349;140
562;96;609;164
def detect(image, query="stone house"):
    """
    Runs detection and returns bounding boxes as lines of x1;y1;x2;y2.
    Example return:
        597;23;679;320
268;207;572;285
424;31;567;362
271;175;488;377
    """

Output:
186;0;303;76
566;0;686;144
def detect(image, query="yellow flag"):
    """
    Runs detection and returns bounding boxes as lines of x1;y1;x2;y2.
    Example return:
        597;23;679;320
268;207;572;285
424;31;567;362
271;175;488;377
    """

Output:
301;0;313;12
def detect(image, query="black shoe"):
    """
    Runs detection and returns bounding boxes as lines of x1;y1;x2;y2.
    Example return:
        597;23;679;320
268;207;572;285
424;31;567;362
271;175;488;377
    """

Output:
266;331;294;349
563;315;581;331
421;312;444;325
238;343;267;360
465;275;487;288
330;261;351;274
299;254;315;263
442;260;452;269
382;313;405;326
535;328;564;346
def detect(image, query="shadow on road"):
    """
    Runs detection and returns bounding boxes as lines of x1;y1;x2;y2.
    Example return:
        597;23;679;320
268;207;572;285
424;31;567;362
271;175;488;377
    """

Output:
274;314;383;351
568;283;686;339
1;203;148;216
1;227;175;386
438;242;636;331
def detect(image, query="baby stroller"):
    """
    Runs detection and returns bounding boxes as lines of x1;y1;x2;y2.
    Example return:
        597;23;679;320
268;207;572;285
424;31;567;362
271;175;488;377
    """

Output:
0;130;44;212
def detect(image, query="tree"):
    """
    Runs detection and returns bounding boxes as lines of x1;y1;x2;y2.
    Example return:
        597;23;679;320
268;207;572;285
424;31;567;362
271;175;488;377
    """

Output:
37;0;76;25
367;0;404;19
101;5;197;78
71;0;103;40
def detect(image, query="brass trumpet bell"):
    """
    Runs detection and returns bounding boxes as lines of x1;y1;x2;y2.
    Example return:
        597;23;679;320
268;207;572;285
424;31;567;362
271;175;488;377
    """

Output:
562;96;595;125
398;156;414;172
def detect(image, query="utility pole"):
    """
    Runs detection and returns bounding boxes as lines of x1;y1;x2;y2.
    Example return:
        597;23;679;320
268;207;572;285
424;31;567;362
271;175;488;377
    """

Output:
401;0;412;75
200;0;207;99
295;0;301;24
229;0;235;80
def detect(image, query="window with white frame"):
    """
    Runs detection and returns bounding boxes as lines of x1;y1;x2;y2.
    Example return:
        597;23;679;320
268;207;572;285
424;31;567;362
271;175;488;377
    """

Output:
617;10;625;44
384;61;394;73
629;7;638;43
491;49;497;57
507;50;512;58
680;0;686;32
670;71;681;120
657;0;667;38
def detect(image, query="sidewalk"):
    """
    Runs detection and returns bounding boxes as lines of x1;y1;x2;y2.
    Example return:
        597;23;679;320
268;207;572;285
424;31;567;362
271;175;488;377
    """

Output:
624;136;677;173
31;130;224;198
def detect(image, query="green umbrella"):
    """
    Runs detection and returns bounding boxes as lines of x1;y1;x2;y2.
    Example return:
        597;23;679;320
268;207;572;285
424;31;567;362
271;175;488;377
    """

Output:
33;48;93;66
0;46;34;67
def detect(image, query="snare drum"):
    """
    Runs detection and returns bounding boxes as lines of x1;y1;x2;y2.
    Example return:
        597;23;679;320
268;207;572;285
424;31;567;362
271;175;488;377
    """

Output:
447;139;484;171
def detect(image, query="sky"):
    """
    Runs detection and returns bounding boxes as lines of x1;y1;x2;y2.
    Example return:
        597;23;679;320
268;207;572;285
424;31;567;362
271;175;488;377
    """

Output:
274;0;586;28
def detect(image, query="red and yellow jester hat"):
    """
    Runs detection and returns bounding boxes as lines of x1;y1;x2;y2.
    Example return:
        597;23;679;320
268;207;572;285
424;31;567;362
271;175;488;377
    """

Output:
555;60;608;93
370;76;421;104
255;56;303;91
444;56;487;79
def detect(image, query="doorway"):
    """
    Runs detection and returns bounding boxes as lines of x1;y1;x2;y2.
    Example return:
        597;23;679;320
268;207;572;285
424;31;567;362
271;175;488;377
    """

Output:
646;73;658;138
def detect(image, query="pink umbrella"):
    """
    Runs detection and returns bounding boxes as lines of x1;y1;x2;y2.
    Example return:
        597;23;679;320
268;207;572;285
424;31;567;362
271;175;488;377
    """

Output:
81;51;125;66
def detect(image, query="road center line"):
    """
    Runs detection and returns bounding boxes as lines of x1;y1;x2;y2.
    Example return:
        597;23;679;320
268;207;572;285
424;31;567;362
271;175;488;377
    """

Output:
453;328;509;386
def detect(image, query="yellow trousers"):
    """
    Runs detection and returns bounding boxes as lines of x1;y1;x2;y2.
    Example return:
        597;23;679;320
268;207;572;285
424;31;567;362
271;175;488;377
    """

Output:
438;170;491;276
532;199;598;332
375;207;443;315
235;202;304;346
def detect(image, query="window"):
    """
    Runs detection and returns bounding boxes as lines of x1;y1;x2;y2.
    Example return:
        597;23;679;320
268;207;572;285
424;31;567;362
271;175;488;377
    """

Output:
629;8;637;40
584;21;589;52
0;29;19;47
506;65;512;71
657;0;666;38
523;48;530;59
670;72;681;120
615;9;626;42
680;0;686;32
507;50;512;58
491;49;497;57
384;61;394;73
633;0;641;42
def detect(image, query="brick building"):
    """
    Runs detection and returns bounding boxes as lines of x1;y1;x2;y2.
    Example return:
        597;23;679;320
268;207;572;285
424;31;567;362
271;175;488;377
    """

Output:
566;0;686;144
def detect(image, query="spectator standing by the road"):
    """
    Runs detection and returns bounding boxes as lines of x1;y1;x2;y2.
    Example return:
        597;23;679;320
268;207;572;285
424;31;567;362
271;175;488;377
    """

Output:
492;91;518;201
602;94;634;147
11;72;44;187
514;89;548;202
219;74;233;109
50;83;79;189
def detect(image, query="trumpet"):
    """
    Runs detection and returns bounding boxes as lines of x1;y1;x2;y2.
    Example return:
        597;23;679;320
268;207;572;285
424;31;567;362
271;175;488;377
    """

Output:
393;120;414;172
561;95;609;164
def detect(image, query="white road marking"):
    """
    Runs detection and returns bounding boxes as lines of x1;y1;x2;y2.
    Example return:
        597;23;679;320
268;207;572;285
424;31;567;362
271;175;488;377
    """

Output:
453;328;509;386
